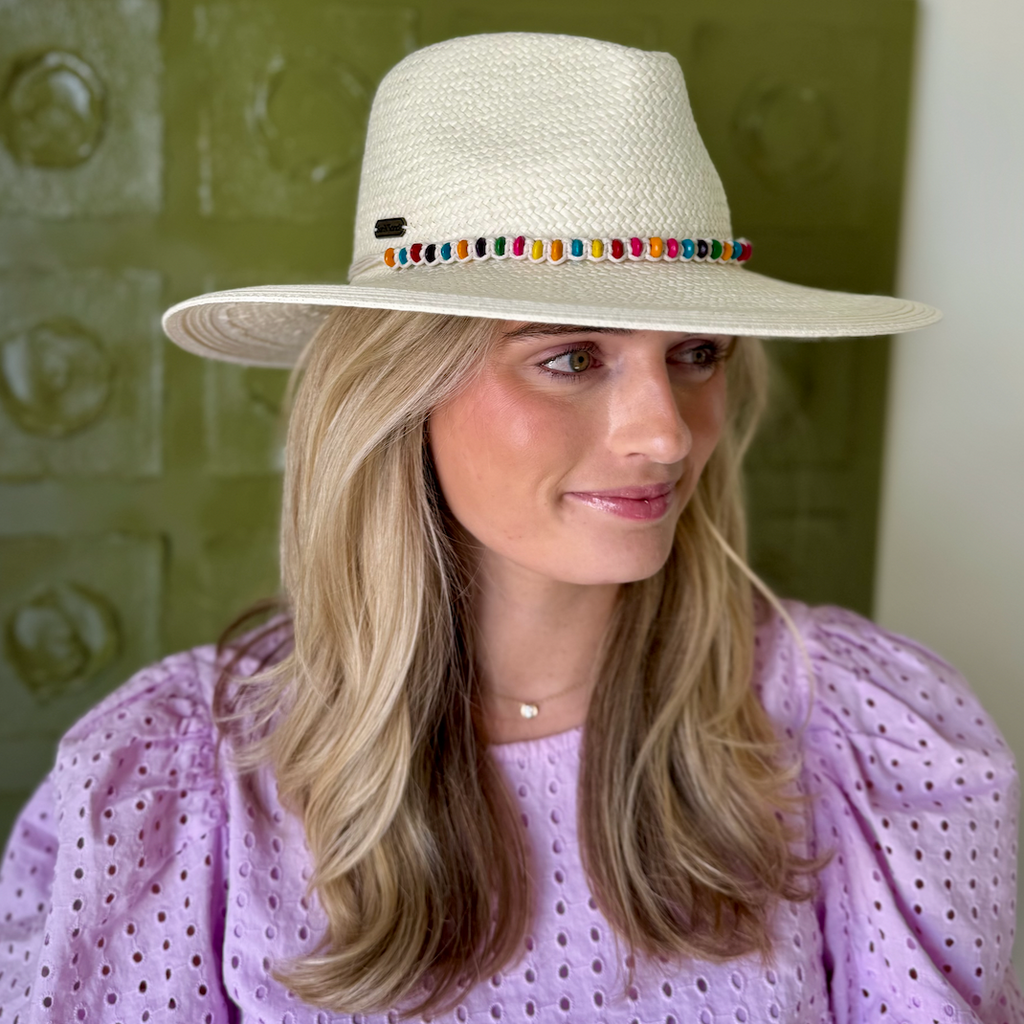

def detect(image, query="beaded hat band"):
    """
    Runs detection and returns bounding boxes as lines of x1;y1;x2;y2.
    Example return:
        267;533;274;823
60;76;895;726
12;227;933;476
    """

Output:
383;235;752;269
162;33;940;367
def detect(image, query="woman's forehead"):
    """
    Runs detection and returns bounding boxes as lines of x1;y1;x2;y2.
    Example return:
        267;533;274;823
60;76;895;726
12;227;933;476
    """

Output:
499;322;635;340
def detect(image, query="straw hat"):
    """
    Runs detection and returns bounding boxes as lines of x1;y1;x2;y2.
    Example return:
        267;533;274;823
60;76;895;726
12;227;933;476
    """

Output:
161;32;941;367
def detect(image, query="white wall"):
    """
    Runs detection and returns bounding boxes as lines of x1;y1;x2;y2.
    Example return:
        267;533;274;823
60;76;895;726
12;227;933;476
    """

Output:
875;0;1024;978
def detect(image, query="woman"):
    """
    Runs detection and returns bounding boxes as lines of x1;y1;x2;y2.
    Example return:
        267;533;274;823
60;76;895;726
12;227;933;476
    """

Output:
1;31;1021;1023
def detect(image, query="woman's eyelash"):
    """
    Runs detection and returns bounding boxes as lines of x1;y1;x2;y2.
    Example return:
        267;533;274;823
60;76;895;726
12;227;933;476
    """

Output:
537;339;730;379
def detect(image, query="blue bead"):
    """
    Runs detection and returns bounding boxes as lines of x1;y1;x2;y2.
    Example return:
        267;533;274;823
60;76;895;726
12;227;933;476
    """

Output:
398;248;408;264
571;239;583;258
682;239;695;259
440;242;452;261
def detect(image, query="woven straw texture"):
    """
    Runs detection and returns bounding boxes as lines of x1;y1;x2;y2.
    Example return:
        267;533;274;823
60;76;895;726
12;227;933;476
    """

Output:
161;32;941;365
351;33;731;265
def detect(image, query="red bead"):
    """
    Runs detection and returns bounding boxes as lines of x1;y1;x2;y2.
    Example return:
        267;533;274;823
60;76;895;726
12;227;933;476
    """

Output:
611;239;624;260
410;243;422;263
738;241;753;262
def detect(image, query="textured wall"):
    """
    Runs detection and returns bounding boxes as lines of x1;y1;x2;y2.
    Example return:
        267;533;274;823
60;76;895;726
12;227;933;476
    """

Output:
0;0;919;840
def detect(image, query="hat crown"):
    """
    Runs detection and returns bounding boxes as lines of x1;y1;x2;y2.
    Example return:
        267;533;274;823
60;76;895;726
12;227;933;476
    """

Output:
351;33;732;277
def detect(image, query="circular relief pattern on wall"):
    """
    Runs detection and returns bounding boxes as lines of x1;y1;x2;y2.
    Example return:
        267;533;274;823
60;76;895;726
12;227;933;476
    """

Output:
732;78;840;189
250;51;369;184
5;583;120;702
0;317;115;438
0;50;107;168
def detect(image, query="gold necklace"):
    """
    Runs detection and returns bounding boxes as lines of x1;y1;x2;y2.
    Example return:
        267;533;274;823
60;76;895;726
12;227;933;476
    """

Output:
486;677;593;719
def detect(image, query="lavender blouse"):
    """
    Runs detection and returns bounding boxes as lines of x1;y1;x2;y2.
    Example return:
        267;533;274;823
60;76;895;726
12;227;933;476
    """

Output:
2;602;1023;1023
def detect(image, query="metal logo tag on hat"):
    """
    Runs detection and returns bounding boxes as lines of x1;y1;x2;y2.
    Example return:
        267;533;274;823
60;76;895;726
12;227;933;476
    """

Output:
162;32;941;366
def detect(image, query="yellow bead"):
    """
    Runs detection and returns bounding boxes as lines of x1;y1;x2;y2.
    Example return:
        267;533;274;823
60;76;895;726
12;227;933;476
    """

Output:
591;239;603;258
457;239;469;260
551;239;563;261
532;239;544;261
649;237;663;258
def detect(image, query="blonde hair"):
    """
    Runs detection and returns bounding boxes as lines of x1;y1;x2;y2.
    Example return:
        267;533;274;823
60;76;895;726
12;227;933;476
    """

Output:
215;306;826;1018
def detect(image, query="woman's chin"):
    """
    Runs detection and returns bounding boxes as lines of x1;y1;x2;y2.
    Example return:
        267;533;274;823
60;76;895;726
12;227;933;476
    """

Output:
546;542;675;587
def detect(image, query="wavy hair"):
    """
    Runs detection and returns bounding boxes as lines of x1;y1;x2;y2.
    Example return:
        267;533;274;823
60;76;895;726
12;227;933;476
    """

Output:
214;305;826;1018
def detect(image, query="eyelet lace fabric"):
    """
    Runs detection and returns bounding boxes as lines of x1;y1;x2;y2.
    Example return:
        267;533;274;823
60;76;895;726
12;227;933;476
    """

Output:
2;602;1023;1023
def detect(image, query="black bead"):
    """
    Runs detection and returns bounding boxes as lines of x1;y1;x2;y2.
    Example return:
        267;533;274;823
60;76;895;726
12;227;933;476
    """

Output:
424;244;437;263
475;237;487;257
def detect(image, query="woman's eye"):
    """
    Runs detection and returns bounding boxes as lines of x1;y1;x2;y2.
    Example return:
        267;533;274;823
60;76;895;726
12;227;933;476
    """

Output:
675;341;728;370
542;348;594;374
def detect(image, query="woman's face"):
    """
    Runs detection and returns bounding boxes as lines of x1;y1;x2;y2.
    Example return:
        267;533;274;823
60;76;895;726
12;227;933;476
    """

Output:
428;322;732;587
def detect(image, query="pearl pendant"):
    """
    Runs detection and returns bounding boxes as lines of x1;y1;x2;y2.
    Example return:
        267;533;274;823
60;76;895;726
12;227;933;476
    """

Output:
519;703;539;719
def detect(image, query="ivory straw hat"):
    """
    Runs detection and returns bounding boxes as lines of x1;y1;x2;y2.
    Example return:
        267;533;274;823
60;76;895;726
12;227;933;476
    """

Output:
161;32;941;367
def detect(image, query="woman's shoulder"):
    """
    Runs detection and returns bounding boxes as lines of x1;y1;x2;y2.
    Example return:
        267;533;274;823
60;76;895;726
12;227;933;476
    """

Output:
0;633;271;1022
753;598;1010;762
57;615;291;761
60;643;220;750
753;605;1024;1019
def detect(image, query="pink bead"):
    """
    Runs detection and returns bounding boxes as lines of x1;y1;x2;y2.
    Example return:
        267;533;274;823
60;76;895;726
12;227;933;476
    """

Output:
666;238;679;258
629;237;643;257
512;236;526;257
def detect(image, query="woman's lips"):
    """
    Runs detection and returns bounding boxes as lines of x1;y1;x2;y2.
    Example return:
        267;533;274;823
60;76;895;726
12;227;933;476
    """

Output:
565;482;677;521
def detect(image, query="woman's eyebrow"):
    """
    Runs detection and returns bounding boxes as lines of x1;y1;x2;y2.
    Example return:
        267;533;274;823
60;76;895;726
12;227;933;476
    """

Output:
501;322;634;340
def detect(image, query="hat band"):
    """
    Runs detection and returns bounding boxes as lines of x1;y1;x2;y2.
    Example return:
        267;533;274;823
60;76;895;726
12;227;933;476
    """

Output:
381;235;752;270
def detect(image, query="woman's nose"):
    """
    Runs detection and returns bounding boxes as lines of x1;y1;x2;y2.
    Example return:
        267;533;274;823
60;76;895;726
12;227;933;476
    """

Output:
605;359;692;464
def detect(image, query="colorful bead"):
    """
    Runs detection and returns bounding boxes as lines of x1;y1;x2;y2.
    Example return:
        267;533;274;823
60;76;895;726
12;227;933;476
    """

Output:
383;234;752;269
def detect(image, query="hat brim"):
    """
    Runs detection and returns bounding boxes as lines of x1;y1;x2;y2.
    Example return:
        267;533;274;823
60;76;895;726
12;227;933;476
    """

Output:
161;259;941;367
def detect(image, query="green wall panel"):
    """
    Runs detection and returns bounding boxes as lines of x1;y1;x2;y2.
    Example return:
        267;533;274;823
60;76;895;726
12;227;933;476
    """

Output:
0;0;919;838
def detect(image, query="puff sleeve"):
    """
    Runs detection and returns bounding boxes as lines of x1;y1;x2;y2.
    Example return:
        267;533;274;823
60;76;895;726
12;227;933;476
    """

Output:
759;602;1024;1024
0;649;232;1022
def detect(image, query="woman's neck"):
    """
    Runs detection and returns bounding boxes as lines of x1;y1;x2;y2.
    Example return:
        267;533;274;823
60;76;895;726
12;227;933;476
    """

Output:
472;554;619;744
